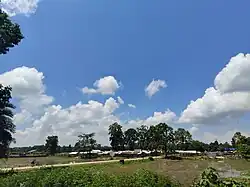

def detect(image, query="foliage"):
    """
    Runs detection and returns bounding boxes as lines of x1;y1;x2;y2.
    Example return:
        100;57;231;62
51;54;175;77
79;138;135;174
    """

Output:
77;133;96;152
109;122;124;151
0;10;24;55
174;128;192;150
156;123;175;154
193;167;247;187
136;125;148;150
237;144;250;156
124;128;138;150
45;136;58;156
0;167;180;187
0;85;15;158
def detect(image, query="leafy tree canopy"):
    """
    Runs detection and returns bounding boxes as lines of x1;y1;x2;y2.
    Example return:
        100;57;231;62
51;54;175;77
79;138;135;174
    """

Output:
0;9;24;55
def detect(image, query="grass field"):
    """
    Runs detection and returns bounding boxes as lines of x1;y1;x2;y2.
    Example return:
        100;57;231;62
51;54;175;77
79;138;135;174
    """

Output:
74;158;250;186
0;156;116;168
1;158;250;186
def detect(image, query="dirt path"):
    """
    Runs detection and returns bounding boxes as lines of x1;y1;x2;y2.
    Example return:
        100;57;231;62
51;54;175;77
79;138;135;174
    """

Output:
0;156;161;172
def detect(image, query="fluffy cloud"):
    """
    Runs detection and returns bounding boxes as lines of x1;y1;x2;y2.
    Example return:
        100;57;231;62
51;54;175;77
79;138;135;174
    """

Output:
0;66;53;113
145;79;167;98
179;53;250;125
117;96;124;104
215;54;250;93
0;67;177;146
0;0;40;16
15;98;121;146
82;76;120;95
128;104;136;108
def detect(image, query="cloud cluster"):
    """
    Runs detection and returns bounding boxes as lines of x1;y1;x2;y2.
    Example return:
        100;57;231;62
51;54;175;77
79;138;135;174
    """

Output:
3;53;250;146
82;76;120;95
179;53;250;126
0;0;40;16
0;67;177;146
145;79;166;98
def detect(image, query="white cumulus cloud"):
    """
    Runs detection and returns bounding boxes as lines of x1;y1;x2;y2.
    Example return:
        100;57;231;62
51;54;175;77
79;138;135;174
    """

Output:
0;66;53;113
0;67;177;146
82;76;120;95
0;0;40;16
215;53;250;93
145;79;167;98
179;53;250;125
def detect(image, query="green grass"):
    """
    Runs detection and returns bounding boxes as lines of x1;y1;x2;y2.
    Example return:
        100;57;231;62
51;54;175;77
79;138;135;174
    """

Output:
0;156;117;168
1;158;250;186
0;167;179;187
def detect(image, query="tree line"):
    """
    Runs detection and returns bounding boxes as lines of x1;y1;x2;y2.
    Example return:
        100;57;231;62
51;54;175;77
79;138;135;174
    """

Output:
8;123;250;158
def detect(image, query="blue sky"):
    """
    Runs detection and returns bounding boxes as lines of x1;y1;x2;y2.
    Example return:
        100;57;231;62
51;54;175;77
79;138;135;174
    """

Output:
1;0;250;146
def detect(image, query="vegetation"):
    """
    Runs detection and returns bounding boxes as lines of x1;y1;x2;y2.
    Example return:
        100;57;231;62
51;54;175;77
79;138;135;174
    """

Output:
0;85;15;158
0;9;23;55
0;7;23;158
45;136;59;156
193;167;247;187
0;167;179;187
109;122;124;151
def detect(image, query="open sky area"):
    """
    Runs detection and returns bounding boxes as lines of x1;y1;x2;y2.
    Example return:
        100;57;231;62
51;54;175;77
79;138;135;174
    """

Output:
1;0;250;146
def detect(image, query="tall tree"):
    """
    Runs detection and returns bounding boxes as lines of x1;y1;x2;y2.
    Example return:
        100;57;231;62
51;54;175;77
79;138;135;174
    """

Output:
109;122;124;151
156;123;175;155
232;132;247;146
136;125;148;150
0;85;15;158
124;128;138;150
209;140;219;152
45;136;58;156
0;10;24;55
77;133;96;153
146;125;159;152
174;128;192;150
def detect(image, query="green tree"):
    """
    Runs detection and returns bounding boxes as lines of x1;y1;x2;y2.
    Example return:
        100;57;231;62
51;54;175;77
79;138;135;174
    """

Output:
136;125;148;150
232;132;247;146
209;140;219;152
189;140;206;152
124;128;138;150
0;85;15;158
45;136;59;155
174;128;192;150
146;125;159;152
0;10;24;55
109;122;124;151
237;144;250;157
155;123;175;155
77;133;96;153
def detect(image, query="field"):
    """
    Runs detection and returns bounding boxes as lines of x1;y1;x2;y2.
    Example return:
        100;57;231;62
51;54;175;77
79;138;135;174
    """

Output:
1;158;250;186
0;156;115;168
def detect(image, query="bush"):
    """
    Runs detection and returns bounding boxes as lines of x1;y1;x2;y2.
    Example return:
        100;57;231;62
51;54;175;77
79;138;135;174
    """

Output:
0;167;180;187
192;167;247;187
149;156;154;161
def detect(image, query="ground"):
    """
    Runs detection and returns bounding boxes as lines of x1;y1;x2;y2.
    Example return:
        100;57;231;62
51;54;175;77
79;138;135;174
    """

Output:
78;158;250;186
1;157;250;186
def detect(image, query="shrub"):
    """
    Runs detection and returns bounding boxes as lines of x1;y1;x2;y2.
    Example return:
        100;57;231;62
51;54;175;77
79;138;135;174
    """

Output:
192;167;247;187
149;156;154;161
0;167;180;187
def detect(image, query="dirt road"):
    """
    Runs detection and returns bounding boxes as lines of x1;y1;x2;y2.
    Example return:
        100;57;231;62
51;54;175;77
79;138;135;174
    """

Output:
1;156;161;172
